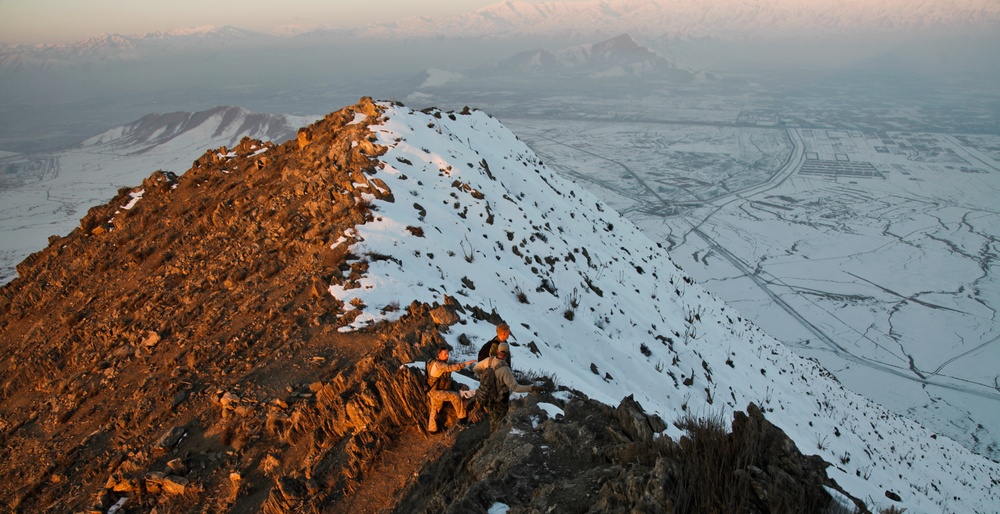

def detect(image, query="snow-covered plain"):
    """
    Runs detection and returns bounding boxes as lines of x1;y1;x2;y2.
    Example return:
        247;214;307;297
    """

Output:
314;102;1000;512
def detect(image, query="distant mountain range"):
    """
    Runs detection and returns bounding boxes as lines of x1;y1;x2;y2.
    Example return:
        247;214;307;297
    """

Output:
2;0;997;70
356;0;1000;39
0;26;272;70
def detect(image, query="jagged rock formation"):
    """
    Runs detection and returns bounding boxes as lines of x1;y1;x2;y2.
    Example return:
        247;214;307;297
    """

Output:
397;395;866;514
0;98;864;513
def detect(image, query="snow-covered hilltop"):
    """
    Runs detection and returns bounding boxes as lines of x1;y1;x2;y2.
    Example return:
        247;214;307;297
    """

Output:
323;101;1000;512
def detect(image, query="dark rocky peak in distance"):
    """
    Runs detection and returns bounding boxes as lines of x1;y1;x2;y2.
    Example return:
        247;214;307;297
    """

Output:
577;33;654;61
486;33;700;80
493;48;562;74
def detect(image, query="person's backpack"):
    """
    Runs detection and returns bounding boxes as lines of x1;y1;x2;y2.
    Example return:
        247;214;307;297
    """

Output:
424;359;440;392
477;341;493;362
478;339;512;367
475;361;509;409
424;358;453;392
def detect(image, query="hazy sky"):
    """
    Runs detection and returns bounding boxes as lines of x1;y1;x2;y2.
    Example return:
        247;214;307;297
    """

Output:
0;0;561;45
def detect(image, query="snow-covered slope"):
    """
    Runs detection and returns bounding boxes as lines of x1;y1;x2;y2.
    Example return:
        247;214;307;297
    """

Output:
321;102;999;513
0;106;320;284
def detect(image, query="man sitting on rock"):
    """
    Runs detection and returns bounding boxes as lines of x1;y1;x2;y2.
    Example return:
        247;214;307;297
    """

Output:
427;347;476;433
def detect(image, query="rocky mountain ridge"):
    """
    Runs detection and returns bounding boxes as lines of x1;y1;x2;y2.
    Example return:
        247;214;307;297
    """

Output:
2;98;998;512
0;97;861;514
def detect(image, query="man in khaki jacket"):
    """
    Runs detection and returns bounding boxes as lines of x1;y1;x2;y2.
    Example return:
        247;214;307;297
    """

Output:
427;347;476;433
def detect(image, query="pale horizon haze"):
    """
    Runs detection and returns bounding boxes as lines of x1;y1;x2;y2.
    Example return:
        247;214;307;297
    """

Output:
0;0;577;45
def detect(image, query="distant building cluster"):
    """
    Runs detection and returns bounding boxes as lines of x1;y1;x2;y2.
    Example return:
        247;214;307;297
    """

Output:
798;159;883;179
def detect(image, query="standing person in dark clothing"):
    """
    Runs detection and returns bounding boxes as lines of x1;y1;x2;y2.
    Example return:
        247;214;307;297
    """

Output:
478;322;513;366
474;342;539;433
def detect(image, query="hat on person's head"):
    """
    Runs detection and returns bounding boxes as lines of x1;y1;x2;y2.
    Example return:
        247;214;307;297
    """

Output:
497;342;510;355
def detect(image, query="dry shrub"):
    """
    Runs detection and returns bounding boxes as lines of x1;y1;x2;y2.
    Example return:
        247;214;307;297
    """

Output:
154;484;204;514
668;410;757;514
665;411;850;514
216;417;253;452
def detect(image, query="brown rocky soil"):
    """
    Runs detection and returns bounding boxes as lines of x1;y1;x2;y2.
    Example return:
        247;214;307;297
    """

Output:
0;98;454;513
0;97;867;513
